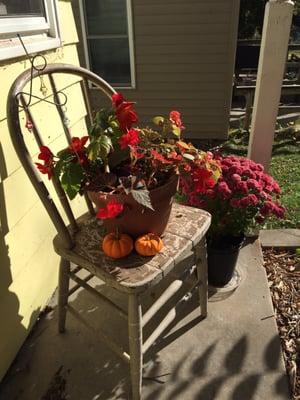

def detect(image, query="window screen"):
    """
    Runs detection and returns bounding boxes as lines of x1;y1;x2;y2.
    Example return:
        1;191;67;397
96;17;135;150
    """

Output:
0;0;44;17
83;0;132;87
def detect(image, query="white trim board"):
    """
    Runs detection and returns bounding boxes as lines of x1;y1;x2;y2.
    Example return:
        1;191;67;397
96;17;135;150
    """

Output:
0;0;61;61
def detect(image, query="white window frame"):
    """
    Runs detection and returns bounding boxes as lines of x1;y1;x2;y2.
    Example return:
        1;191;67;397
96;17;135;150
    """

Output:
79;0;136;89
0;0;61;61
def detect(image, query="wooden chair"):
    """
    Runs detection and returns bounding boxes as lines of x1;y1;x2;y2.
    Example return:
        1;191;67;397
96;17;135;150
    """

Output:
6;64;211;399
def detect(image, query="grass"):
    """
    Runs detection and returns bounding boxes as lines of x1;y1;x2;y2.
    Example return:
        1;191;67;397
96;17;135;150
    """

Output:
269;154;300;228
218;123;300;229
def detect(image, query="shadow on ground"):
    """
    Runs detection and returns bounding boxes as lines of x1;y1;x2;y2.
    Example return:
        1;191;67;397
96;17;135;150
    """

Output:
0;254;291;400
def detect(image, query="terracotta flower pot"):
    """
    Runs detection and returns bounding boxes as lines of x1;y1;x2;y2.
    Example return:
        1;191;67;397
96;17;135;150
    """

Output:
88;174;179;238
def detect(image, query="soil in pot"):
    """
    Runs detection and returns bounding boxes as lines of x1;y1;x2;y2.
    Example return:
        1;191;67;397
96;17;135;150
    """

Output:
88;174;179;238
207;234;245;287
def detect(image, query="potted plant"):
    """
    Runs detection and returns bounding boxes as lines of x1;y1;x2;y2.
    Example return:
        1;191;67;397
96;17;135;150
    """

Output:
35;93;219;238
179;154;285;286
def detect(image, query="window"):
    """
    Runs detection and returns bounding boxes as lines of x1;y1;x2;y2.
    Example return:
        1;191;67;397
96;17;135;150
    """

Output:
0;0;61;61
80;0;135;88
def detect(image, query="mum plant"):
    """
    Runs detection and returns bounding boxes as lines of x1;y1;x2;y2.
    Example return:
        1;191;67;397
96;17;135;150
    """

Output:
179;154;285;246
35;93;220;222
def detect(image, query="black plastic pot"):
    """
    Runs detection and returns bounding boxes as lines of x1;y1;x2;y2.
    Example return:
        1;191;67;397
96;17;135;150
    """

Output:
207;235;245;287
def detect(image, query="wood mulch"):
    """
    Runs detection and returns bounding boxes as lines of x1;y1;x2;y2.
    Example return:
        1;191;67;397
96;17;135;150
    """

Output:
263;248;300;400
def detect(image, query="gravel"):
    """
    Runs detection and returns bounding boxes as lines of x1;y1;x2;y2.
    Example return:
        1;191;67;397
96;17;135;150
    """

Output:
263;248;300;399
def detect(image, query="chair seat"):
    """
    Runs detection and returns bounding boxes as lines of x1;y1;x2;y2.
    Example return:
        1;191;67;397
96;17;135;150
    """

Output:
53;203;211;293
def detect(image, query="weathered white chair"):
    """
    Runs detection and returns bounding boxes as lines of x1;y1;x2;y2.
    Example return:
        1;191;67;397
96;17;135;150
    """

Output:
7;64;210;399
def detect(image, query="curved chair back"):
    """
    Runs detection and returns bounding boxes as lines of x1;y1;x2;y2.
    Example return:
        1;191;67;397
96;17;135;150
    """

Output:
6;63;116;249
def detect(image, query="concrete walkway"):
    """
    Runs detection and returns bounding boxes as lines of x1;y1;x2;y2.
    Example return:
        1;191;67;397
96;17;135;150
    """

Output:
0;239;291;400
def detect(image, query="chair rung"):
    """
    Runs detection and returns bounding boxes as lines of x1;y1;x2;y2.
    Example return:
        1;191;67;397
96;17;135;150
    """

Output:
142;279;183;328
68;271;127;320
71;266;82;275
68;273;94;296
66;305;130;363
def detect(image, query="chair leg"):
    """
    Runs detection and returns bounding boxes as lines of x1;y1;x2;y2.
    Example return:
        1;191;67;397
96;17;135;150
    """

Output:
128;293;143;400
196;238;208;318
58;257;70;333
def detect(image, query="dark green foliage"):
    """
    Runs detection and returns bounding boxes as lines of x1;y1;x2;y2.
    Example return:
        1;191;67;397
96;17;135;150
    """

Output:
238;0;300;40
61;163;84;200
238;0;267;39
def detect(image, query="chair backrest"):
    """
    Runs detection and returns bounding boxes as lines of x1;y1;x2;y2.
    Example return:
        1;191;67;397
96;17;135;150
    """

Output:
6;63;116;249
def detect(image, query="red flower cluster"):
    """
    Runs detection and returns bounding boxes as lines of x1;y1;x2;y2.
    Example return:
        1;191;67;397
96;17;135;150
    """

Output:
69;136;89;153
169;111;185;130
180;154;285;236
35;146;54;179
151;149;172;164
69;136;89;165
97;200;124;219
33;91;219;206
112;92;138;132
191;167;215;194
119;128;140;150
214;155;284;218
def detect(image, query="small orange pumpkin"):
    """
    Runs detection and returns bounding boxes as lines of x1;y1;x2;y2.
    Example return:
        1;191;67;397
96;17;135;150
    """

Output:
135;233;163;256
102;232;133;259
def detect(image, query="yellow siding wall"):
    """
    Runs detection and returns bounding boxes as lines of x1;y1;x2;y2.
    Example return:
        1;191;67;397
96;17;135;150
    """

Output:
0;1;87;380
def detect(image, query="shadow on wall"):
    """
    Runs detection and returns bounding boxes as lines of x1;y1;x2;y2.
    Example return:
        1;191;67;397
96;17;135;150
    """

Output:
0;142;40;381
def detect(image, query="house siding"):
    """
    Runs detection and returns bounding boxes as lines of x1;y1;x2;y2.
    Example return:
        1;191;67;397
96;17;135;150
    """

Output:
75;0;240;139
0;1;87;381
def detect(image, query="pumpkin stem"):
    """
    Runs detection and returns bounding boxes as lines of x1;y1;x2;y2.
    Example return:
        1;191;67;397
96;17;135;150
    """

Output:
115;226;120;240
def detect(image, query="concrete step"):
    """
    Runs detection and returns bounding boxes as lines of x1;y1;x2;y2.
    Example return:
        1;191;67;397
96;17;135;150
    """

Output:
260;229;300;248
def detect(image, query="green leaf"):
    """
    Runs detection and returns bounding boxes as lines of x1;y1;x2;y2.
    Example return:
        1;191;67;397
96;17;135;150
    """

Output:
89;124;102;138
98;134;113;158
88;135;113;161
54;150;75;179
177;140;190;150
183;153;195;161
87;140;100;161
57;148;71;159
95;108;114;131
152;116;165;126
171;125;181;137
54;159;65;178
131;189;154;211
61;163;84;200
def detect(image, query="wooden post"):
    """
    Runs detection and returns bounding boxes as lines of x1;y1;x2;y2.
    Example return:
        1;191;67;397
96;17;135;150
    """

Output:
247;0;294;169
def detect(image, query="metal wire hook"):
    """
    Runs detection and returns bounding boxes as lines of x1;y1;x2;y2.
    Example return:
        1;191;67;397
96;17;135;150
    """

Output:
15;34;68;109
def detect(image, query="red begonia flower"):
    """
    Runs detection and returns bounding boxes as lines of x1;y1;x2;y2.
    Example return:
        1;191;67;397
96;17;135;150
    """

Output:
35;162;53;180
112;93;124;107
191;168;215;193
97;201;124;219
38;146;53;163
169;111;185;129
36;146;54;179
119;128;140;150
116;101;138;132
69;136;89;153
